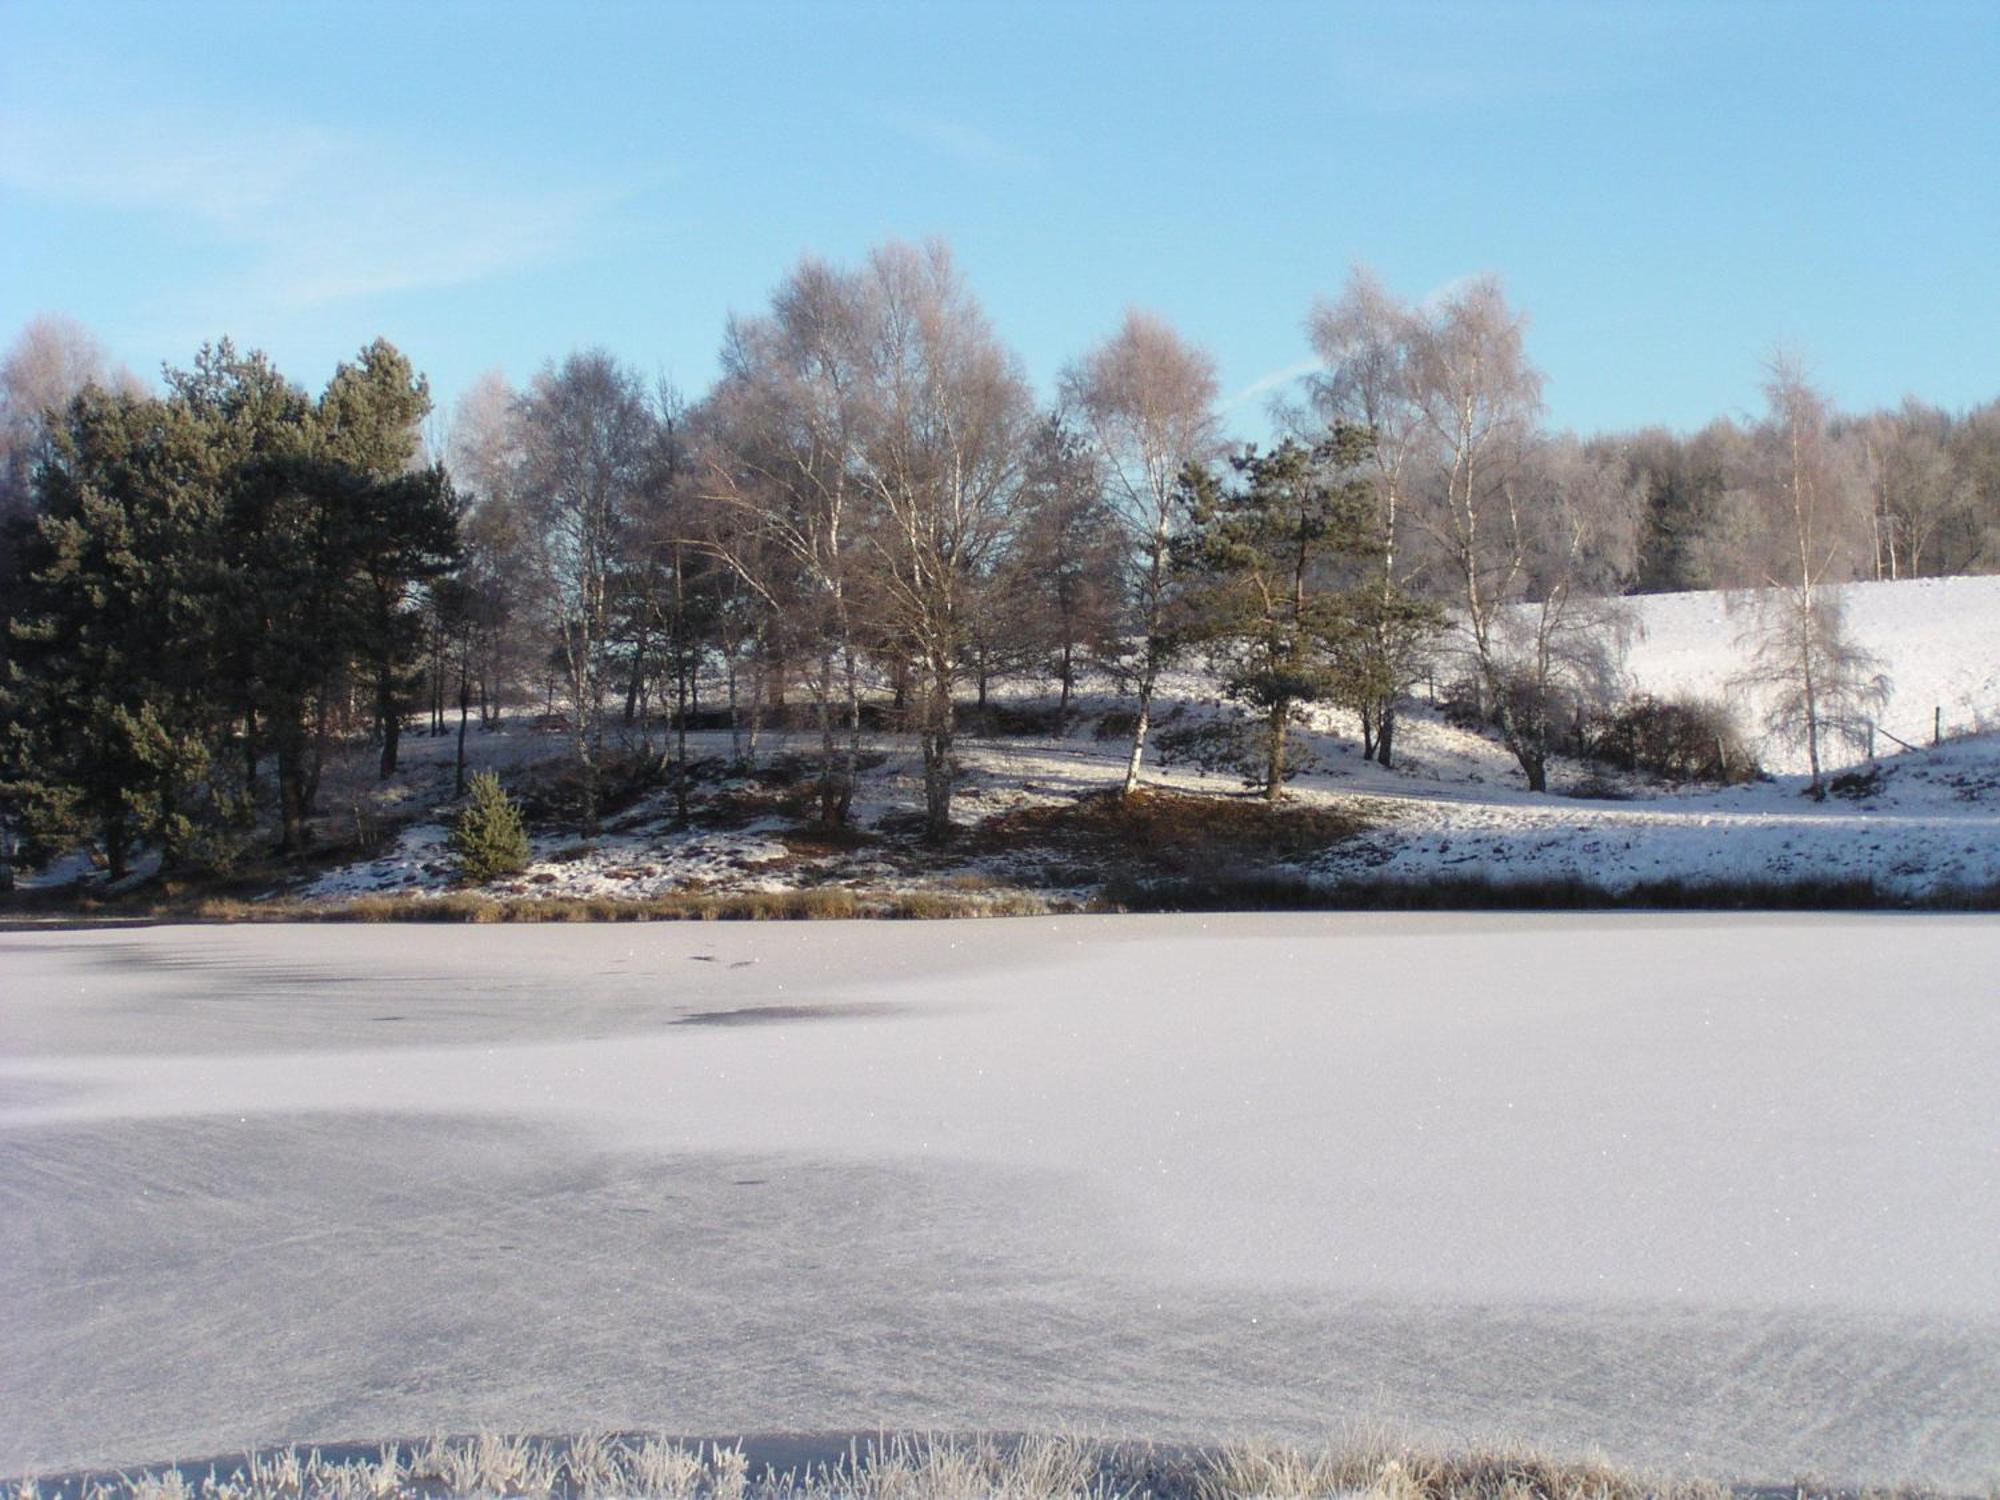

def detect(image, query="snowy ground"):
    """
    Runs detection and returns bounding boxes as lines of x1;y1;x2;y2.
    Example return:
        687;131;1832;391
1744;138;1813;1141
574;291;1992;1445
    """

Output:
3;916;1997;1484
15;574;1998;910
1609;573;2000;767
274;708;2000;907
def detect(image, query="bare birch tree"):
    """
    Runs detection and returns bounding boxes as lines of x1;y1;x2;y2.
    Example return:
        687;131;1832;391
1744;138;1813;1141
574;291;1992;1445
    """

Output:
1398;276;1563;785
697;259;873;825
1490;435;1644;788
847;240;1034;841
1061;310;1222;797
1731;354;1889;796
1302;267;1433;765
514;351;659;834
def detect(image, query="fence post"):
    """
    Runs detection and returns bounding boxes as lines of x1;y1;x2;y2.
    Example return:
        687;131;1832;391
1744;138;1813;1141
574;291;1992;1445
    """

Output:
1935;706;1942;747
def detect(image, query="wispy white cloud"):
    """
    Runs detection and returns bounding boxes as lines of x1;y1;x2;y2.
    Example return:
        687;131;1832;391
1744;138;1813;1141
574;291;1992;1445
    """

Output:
1226;358;1321;411
881;108;1037;171
0;100;617;311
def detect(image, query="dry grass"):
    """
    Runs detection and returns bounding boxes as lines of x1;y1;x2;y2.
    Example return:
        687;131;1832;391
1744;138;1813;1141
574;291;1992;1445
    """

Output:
169;884;1062;925
972;787;1370;877
6;1432;1970;1500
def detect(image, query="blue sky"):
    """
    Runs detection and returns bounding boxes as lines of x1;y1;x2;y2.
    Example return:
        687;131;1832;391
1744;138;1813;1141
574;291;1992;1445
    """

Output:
3;0;1996;438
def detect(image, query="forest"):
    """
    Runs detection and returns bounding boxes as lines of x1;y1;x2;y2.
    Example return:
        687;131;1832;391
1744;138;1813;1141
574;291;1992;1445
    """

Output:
3;242;1997;883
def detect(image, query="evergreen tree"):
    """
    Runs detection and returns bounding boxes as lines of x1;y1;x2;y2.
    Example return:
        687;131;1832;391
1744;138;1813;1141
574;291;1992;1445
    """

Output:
1;338;463;872
316;340;457;779
450;770;530;882
2;387;230;877
1174;432;1376;800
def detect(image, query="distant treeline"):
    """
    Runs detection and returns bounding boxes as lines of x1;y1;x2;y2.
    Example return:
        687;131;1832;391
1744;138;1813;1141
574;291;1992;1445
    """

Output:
2;248;1989;879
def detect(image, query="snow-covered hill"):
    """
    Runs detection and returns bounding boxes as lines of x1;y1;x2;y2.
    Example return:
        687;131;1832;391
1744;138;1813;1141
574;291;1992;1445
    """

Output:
1610;574;2000;774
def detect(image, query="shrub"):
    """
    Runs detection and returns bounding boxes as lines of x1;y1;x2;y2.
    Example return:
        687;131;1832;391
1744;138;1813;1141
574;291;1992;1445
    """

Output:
1588;694;1758;784
1092;709;1139;742
450;772;530;884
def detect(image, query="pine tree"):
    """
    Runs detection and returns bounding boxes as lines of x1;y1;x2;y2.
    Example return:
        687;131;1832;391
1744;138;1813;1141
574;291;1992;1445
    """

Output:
450;771;529;883
3;386;229;877
1173;432;1377;800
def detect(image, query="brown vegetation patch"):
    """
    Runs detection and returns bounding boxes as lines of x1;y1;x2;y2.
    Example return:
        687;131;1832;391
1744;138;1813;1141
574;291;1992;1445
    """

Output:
973;786;1370;876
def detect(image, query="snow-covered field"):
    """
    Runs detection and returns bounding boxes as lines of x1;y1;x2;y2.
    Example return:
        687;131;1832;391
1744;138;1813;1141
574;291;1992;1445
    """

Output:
2;917;1996;1484
1610;573;2000;769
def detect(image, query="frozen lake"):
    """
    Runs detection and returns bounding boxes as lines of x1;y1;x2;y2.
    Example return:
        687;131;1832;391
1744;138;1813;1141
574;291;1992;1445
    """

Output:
2;915;1997;1485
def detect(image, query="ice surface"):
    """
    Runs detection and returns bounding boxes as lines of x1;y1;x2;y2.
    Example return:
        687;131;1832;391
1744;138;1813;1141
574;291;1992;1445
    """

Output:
3;916;1998;1483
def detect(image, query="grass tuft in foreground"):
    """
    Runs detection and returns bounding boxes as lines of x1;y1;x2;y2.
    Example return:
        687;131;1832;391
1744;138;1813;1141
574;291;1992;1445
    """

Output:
5;1432;1969;1500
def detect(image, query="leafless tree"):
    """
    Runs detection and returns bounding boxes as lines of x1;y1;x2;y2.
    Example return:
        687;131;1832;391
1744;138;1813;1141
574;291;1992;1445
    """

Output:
0;315;143;557
697;257;874;825
513;350;661;834
1301;267;1432;765
1491;435;1644;788
1002;414;1123;727
435;371;535;729
846;240;1035;841
444;369;523;509
1852;399;1973;580
1394;275;1587;786
1061;309;1223;796
1729;354;1890;795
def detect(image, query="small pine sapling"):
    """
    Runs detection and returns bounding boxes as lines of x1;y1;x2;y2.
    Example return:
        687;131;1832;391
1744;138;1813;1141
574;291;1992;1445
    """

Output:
450;771;529;883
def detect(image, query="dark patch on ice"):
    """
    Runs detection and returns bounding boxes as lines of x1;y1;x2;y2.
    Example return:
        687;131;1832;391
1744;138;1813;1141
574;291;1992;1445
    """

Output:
673;1001;911;1027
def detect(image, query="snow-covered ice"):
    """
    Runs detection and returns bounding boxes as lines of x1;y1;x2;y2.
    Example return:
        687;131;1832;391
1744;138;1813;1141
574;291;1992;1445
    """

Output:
3;916;1996;1483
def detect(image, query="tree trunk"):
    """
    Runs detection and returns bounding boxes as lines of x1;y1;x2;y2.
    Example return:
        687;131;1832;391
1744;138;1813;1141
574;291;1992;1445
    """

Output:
921;667;956;843
377;666;401;780
455;666;470;799
1122;674;1155;799
839;645;861;825
726;658;742;764
277;743;307;853
1376;703;1396;768
1057;642;1074;731
816;647;840;826
1266;703;1288;802
1522;751;1547;794
624;623;649;726
307;693;330;815
103;810;131;884
674;647;691;826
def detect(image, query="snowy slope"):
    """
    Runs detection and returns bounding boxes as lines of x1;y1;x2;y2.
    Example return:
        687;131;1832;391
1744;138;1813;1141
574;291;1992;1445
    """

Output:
1302;730;2000;897
1608;573;2000;773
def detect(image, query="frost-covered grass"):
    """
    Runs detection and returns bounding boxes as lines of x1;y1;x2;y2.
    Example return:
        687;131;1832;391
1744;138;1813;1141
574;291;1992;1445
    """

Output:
8;1429;1916;1500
